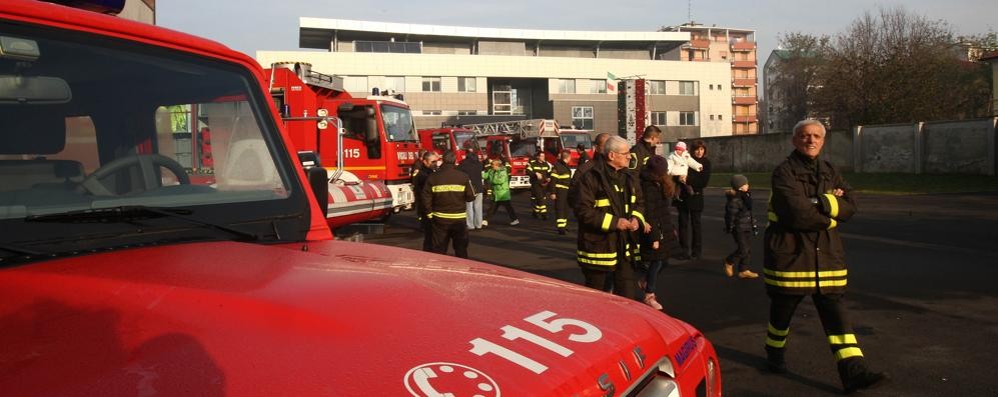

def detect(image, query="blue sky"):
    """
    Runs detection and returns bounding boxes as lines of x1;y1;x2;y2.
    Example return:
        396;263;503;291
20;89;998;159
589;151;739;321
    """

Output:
159;0;995;63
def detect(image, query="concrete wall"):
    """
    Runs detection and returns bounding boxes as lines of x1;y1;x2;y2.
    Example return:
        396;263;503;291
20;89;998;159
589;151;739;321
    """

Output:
697;118;996;175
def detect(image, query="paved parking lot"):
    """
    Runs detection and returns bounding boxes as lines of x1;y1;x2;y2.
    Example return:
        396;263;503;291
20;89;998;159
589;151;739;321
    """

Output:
360;189;998;396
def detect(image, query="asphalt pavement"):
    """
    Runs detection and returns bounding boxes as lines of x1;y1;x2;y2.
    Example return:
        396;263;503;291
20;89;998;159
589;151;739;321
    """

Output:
359;188;998;396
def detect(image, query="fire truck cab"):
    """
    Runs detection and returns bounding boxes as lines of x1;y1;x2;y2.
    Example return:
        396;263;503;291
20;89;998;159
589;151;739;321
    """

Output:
0;1;721;396
267;62;419;215
417;127;484;163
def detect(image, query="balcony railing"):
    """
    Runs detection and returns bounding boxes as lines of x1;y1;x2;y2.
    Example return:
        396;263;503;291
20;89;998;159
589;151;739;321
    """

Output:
731;60;756;68
689;39;711;49
733;115;756;123
732;78;756;87
731;41;756;51
733;96;757;105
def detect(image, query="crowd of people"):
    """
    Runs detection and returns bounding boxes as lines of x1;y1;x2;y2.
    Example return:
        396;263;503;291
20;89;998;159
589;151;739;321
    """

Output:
409;119;886;394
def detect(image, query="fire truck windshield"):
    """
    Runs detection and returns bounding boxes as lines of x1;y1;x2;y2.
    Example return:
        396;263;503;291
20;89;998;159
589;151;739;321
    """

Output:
561;133;593;149
509;139;538;157
381;105;416;142
454;131;480;151
0;20;311;262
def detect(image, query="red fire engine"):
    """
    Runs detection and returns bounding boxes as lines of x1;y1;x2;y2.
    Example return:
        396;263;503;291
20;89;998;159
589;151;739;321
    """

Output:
266;62;420;223
463;119;561;189
0;1;722;396
417;127;485;163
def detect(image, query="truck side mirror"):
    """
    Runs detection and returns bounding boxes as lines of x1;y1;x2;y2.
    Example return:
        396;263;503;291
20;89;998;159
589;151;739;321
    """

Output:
297;151;328;217
337;102;355;113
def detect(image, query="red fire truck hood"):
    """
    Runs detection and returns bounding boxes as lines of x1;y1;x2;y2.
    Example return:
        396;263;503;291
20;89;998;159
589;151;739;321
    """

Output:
0;241;701;396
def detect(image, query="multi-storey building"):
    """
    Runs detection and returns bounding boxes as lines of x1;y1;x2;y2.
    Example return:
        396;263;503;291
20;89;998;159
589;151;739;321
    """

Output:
256;18;734;141
661;23;759;134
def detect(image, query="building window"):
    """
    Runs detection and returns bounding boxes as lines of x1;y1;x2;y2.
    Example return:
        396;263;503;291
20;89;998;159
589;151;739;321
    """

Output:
709;84;714;90
384;76;405;93
709;114;715;121
648;80;666;95
650;111;667;126
421;110;442;116
557;79;576;94
458;110;478;115
679;111;697;126
589;79;607;94
355;41;421;54
422;77;441;92
679;81;696;96
571;106;594;129
458;77;477;92
719;114;723;120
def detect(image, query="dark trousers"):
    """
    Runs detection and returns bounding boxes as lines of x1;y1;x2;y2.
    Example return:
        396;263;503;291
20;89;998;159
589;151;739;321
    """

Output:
553;188;569;230
530;184;548;216
677;209;703;256
420;215;433;252
726;229;753;271
580;260;636;301
487;199;518;222
641;260;665;293
431;220;469;258
766;292;870;381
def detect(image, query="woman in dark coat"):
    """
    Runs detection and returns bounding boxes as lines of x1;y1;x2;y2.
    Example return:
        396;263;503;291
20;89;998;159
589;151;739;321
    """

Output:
677;140;711;260
638;155;676;310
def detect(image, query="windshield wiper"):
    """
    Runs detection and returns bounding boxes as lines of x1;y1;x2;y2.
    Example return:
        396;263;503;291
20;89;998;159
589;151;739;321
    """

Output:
25;205;261;242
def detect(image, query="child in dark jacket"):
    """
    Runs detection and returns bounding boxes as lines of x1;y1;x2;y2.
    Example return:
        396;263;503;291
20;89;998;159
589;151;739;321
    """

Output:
724;174;759;279
638;156;676;310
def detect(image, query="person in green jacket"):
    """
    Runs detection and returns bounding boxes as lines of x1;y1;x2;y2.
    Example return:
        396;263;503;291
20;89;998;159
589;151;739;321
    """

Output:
483;159;520;227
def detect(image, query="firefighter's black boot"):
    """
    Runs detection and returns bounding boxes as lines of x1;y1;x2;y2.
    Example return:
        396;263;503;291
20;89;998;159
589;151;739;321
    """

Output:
838;359;888;394
765;346;786;374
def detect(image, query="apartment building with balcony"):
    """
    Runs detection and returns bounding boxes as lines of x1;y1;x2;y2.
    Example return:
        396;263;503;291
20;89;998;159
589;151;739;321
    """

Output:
661;23;759;134
256;18;734;141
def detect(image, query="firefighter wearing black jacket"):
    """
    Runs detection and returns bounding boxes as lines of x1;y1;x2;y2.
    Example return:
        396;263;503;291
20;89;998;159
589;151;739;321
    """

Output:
764;120;886;393
548;150;573;235
573;136;648;300
630;125;661;178
526;151;552;219
421;151;476;258
412;151;439;252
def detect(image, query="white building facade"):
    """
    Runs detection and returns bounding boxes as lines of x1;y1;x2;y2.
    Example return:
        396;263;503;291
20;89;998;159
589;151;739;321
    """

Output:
257;18;734;140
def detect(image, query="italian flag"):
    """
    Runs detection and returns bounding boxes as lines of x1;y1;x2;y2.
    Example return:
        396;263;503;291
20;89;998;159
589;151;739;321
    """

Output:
606;72;617;94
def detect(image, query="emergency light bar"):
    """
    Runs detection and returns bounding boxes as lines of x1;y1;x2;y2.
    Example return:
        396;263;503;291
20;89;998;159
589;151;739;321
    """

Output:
43;0;126;15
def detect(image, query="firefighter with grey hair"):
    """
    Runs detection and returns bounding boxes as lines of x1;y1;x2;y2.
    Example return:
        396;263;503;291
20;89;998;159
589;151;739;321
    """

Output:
572;135;648;300
763;119;886;393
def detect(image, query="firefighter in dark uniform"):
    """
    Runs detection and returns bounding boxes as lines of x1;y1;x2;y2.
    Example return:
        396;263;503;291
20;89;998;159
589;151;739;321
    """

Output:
573;136;648;299
548;150;573;235
526;151;552;219
764;120;886;393
630;125;661;178
421;150;476;258
412;150;439;252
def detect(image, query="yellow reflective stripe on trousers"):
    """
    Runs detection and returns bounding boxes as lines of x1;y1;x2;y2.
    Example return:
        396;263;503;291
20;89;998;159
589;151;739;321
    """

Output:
601;213;613;231
823;193;840;218
766;337;787;348
764;269;848;278
768;324;790;336
555;184;569;189
551;173;570;179
594;199;610;207
835;347;864;361
828;334;857;345
432;184;466;192
431;211;466;219
764;279;848;288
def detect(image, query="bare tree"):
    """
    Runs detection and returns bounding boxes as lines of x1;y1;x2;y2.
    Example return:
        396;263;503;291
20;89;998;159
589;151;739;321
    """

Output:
812;7;991;128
